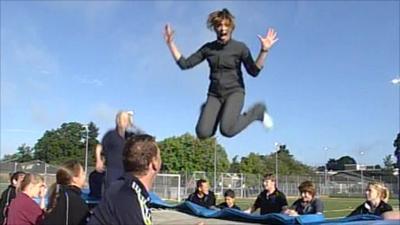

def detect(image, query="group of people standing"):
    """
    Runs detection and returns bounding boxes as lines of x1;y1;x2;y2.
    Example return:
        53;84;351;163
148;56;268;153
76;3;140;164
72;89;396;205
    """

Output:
0;160;89;225
0;130;161;225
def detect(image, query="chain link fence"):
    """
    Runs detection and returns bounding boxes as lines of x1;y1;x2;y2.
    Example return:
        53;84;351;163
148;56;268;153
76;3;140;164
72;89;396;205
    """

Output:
1;161;398;202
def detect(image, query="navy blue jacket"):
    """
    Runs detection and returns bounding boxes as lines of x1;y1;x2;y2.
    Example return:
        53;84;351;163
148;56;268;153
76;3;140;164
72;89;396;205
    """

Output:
88;174;151;225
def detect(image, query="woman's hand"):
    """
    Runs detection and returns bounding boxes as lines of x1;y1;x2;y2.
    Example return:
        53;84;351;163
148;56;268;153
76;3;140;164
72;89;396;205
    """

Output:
282;209;298;217
164;24;175;44
257;28;278;51
39;184;47;198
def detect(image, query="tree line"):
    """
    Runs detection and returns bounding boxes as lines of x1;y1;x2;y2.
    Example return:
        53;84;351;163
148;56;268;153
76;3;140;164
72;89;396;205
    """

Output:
2;122;398;174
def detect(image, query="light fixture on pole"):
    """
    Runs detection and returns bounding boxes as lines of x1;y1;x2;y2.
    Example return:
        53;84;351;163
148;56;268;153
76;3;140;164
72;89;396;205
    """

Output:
359;151;365;194
392;77;400;131
274;142;280;186
323;147;329;188
83;124;89;175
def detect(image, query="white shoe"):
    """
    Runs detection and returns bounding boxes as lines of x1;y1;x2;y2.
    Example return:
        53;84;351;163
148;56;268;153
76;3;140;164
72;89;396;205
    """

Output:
263;112;274;129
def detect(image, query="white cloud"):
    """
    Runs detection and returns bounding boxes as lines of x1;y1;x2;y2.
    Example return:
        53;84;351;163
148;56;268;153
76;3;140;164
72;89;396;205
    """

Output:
75;75;104;87
13;42;60;76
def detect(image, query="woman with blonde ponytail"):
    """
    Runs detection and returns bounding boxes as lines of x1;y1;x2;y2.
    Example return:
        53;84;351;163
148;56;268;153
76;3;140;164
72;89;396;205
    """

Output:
348;181;393;217
43;160;89;225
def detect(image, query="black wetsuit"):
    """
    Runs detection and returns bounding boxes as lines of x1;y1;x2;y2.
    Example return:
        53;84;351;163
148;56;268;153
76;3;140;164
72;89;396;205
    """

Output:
177;39;265;139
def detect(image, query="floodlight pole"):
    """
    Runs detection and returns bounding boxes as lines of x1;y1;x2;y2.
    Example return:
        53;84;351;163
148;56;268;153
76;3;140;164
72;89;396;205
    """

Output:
83;124;89;176
274;142;280;187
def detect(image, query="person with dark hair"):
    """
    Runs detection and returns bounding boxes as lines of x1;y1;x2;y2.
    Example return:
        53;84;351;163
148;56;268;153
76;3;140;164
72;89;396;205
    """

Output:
187;179;216;208
6;173;46;225
89;134;161;225
164;8;278;139
0;171;25;224
348;181;392;217
88;169;105;199
246;173;288;215
283;180;324;216
42;160;89;225
96;111;146;189
394;133;400;168
217;189;240;210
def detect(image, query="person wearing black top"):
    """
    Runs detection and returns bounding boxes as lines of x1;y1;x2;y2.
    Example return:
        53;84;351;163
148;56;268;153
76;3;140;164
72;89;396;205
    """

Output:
0;171;25;225
187;179;216;208
283;181;324;216
43;160;89;225
89;134;161;225
246;174;288;215
43;185;89;225
165;8;278;139
95;111;145;189
217;189;241;210
348;181;393;217
88;170;105;199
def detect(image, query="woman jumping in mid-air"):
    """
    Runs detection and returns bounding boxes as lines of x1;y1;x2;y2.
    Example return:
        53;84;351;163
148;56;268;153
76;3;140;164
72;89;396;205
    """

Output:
164;8;278;139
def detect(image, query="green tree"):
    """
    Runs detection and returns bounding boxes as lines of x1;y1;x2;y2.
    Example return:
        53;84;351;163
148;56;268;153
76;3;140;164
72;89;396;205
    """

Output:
87;122;100;166
1;154;17;162
336;156;357;170
383;154;394;170
0;144;33;162
15;144;34;162
239;145;313;176
157;133;229;172
239;153;266;174
394;133;400;168
229;155;241;173
34;122;99;165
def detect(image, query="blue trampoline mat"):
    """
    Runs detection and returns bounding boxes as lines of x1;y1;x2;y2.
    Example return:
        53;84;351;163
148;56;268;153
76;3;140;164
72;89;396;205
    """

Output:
148;192;399;225
35;190;398;225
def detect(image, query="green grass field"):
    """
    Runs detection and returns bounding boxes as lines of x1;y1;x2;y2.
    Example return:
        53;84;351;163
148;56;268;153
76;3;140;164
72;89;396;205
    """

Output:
223;197;399;219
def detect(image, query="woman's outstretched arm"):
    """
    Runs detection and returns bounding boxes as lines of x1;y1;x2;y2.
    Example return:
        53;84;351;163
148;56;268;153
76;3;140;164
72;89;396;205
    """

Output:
164;24;182;61
164;23;206;70
255;28;279;69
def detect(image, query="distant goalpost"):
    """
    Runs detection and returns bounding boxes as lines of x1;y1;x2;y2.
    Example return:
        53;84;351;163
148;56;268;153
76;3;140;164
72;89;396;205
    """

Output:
152;173;181;202
220;173;244;198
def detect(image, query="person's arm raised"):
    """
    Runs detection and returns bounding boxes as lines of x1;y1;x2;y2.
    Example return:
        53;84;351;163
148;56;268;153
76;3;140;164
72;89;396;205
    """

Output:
164;23;206;70
164;24;182;61
95;144;105;173
255;28;278;69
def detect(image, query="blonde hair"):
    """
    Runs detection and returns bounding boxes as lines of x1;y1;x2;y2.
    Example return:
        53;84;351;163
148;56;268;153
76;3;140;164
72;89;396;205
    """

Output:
115;110;133;128
207;8;235;31
19;173;44;192
368;181;390;203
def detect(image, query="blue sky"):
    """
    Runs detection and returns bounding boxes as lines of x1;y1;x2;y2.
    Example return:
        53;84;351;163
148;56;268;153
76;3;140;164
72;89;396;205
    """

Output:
1;1;399;167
